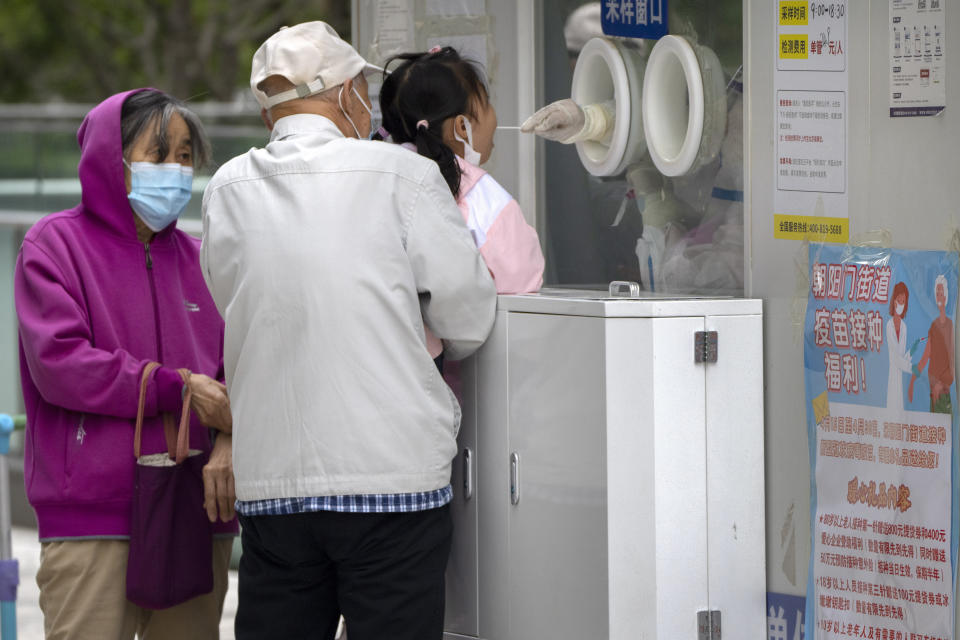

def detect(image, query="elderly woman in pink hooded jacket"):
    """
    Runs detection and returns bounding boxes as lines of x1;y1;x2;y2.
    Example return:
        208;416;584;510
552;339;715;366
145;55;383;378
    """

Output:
15;88;237;640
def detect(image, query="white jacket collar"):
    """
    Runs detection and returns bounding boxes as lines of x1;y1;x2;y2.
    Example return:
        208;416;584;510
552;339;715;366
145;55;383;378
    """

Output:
270;113;345;144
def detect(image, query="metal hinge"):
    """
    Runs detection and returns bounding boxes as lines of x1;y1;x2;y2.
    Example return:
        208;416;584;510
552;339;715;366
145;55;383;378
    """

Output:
698;610;721;640
695;331;718;363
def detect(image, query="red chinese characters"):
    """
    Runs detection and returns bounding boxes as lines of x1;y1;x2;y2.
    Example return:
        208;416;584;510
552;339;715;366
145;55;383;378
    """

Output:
812;263;891;303
811;262;892;395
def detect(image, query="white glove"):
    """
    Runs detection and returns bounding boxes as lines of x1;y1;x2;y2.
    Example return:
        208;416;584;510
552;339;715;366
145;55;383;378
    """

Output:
521;99;585;142
521;99;616;144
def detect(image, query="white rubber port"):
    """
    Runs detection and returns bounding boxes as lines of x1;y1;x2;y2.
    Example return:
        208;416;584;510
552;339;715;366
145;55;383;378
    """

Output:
641;35;706;177
571;37;647;177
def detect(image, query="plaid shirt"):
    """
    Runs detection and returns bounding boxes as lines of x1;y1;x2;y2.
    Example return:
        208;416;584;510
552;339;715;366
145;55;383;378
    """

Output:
236;485;453;516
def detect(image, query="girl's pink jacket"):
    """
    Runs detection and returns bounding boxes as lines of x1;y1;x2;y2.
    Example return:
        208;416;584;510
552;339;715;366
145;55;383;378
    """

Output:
426;156;544;357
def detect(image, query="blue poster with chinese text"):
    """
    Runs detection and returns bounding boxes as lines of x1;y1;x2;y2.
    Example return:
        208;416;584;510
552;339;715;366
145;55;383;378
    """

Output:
804;244;959;640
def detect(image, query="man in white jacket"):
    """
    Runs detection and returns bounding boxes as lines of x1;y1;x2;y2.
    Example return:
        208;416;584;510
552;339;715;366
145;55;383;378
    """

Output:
201;22;497;640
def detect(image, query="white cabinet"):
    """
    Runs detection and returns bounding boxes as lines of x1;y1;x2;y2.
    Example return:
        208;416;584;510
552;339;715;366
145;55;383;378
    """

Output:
445;290;766;640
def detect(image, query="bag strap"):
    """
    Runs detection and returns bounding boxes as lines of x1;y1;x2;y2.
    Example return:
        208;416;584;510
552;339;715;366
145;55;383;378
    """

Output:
134;362;162;459
134;363;193;464
173;369;193;464
161;414;177;459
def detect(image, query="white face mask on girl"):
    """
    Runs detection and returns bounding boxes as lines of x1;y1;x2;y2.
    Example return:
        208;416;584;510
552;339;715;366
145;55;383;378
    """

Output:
896;302;905;315
454;117;482;165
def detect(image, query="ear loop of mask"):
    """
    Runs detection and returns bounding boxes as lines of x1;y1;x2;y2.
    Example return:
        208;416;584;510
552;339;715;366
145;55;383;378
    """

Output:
339;85;375;139
454;116;482;165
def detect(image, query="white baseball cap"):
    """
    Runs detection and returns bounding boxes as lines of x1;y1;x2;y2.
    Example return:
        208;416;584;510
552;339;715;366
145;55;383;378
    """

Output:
250;21;383;109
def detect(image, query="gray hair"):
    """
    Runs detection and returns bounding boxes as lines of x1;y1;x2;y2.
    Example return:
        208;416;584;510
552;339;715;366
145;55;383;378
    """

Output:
120;90;211;168
936;274;948;305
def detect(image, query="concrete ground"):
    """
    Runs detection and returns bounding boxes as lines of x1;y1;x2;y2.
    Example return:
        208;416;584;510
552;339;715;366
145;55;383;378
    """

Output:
10;525;240;639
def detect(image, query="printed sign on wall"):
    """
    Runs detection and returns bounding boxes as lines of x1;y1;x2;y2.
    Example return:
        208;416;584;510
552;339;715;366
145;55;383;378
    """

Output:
804;245;959;640
769;591;807;640
890;0;946;117
601;0;668;40
774;1;849;244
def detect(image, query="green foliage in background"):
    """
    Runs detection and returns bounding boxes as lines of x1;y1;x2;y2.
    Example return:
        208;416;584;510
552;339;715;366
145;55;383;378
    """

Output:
0;0;351;103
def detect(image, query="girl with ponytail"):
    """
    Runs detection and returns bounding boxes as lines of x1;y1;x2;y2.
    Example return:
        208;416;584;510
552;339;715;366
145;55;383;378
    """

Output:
379;46;545;370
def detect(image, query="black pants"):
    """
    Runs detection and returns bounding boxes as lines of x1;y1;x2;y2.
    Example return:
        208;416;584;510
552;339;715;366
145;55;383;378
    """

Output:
235;505;452;640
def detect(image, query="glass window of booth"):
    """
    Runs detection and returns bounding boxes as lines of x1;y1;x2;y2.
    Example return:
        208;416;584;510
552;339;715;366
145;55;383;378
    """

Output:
538;0;744;296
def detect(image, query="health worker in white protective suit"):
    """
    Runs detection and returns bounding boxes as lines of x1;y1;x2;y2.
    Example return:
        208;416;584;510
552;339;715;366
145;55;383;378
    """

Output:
521;4;744;293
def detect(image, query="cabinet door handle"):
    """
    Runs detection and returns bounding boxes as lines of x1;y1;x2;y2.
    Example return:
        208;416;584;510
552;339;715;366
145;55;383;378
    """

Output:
510;452;521;505
462;448;473;501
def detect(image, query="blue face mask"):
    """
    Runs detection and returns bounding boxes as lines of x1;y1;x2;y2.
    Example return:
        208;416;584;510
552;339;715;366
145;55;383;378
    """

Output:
125;160;193;232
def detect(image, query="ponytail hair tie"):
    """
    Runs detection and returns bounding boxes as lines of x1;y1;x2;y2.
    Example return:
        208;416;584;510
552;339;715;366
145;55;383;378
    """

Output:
428;45;443;54
416;119;429;131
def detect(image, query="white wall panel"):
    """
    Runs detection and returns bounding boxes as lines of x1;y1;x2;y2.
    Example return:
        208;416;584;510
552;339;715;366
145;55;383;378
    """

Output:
747;1;960;619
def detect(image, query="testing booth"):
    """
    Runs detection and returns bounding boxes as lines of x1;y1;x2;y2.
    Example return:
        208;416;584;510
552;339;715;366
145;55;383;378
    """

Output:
356;1;765;638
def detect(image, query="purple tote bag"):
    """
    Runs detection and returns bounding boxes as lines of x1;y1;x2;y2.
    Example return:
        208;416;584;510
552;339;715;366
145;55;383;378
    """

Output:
127;363;213;609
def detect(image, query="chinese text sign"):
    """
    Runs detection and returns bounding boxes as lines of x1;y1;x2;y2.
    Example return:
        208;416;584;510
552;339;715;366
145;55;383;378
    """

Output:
600;0;668;40
890;0;946;117
774;1;849;244
804;245;959;640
